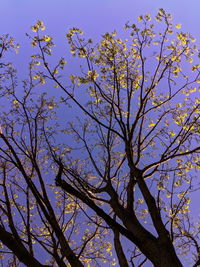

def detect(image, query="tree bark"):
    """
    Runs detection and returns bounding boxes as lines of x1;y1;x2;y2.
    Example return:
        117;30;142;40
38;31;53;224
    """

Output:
114;230;129;267
0;226;49;267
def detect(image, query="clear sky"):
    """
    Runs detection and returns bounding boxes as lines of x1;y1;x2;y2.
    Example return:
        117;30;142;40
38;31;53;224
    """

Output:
1;0;199;210
0;0;199;73
1;0;200;49
0;1;200;266
1;1;199;201
1;0;200;36
0;0;198;83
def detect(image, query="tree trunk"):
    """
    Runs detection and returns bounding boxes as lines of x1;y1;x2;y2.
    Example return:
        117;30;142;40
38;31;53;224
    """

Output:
150;242;183;267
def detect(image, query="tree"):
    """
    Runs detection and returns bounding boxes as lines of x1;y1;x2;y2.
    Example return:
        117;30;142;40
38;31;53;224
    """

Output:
0;9;199;267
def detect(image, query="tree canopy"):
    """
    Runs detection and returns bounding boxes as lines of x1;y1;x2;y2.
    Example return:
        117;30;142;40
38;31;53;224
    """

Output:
0;9;199;267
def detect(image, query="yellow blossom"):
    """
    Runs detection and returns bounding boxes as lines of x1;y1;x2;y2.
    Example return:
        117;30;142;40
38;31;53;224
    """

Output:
175;24;181;29
148;121;155;127
169;130;176;136
43;35;51;42
31;26;38;32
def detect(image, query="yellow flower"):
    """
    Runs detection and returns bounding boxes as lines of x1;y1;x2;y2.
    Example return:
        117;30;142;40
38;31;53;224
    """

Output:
171;55;177;61
172;66;181;73
175;24;181;29
144;13;151;21
53;69;58;74
60;59;66;65
87;70;99;80
43;35;51;42
33;74;40;79
31;26;38;32
167;30;173;34
148;121;155;127
40;78;46;84
169;130;176;136
187;58;193;63
178;193;184;199
189;87;196;93
31;41;37;47
37;20;45;30
13;99;19;105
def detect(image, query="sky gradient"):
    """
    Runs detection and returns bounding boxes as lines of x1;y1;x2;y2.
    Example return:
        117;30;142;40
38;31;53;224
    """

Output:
1;0;200;76
1;0;199;75
0;1;200;265
1;0;200;50
1;0;200;209
1;0;200;219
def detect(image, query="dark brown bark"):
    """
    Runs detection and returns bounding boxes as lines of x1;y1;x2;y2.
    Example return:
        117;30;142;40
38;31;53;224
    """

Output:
56;176;183;267
0;226;49;267
113;230;129;267
0;133;84;267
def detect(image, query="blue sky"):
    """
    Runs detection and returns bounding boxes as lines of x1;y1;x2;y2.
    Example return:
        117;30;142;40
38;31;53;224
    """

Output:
0;1;200;266
1;0;200;42
1;0;199;80
1;0;200;71
1;0;199;204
